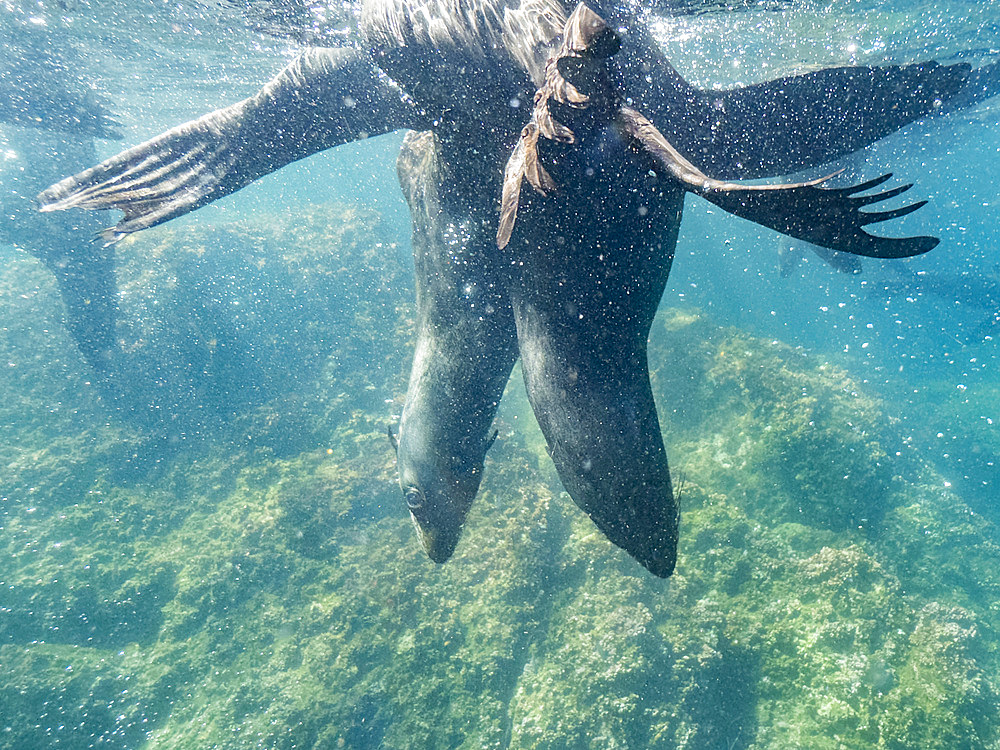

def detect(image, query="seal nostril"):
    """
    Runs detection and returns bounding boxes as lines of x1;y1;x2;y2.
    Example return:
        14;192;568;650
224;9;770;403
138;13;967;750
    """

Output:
405;487;425;510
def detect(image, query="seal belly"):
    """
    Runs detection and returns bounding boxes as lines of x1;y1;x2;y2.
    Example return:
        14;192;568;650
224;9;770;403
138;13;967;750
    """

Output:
501;130;684;577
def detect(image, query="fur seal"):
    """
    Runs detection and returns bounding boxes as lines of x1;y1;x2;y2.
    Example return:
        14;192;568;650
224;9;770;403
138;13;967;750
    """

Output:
393;130;518;563
2;128;118;373
1;27;121;372
0;26;121;140
36;0;987;574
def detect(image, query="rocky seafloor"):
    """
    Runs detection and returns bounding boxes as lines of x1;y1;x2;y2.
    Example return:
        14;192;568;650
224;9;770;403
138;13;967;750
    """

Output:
1;203;998;749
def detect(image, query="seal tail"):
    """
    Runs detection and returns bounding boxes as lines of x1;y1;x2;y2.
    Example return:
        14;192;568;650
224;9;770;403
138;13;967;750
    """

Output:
37;48;420;243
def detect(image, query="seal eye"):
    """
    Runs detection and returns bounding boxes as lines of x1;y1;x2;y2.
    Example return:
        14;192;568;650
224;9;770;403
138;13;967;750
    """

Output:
405;487;425;510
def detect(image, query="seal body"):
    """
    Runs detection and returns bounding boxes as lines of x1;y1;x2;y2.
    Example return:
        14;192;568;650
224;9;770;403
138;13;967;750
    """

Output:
386;3;685;575
503;140;685;576
367;0;568;564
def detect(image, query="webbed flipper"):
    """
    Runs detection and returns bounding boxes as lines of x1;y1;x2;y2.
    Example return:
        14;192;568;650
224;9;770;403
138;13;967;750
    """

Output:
693;61;971;180
618;106;938;258
38;48;421;243
698;172;937;259
613;25;973;180
937;59;1000;115
500;5;939;260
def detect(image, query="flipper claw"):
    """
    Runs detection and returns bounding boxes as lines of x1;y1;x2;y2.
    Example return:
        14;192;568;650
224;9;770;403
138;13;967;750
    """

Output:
852;181;913;206
860;199;928;225
617;106;938;258
834;172;894;195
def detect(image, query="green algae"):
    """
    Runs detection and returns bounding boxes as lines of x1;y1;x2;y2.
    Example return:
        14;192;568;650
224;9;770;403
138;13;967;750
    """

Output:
2;207;1000;749
650;310;894;534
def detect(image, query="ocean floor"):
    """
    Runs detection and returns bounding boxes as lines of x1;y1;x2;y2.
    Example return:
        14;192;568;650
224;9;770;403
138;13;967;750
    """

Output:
2;202;998;749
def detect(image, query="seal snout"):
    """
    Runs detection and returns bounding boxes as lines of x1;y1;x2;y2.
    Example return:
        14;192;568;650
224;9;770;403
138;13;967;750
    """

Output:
397;452;481;565
407;494;469;564
402;483;465;562
411;517;463;564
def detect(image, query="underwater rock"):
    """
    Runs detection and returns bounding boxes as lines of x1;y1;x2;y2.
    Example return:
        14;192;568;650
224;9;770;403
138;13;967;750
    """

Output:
876;602;996;749
650;308;894;534
103;202;412;437
3;214;1000;748
0;251;124;513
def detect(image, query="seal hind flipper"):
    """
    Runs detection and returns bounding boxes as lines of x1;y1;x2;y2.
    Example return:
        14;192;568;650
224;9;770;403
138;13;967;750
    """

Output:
38;48;421;243
936;59;1000;115
617;107;939;258
699;180;939;258
695;60;971;179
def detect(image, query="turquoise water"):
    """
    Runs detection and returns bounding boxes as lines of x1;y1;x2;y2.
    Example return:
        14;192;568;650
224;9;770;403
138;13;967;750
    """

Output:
2;1;1000;747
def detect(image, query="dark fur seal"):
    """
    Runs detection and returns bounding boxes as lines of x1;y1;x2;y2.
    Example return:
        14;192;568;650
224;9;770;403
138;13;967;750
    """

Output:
393;130;518;562
2;128;118;372
36;0;987;575
2;28;121;371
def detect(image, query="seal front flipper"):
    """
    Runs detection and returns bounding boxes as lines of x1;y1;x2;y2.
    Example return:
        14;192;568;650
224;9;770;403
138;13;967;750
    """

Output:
617;107;938;259
618;38;972;179
37;48;422;243
501;4;938;259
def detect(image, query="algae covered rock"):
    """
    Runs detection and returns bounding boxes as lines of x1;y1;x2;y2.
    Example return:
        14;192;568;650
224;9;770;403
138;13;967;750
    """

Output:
3;203;1000;749
877;601;995;750
103;202;412;433
650;308;894;533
